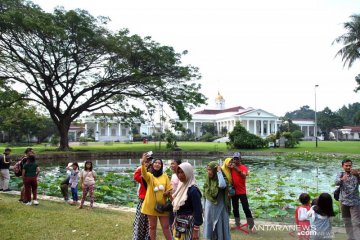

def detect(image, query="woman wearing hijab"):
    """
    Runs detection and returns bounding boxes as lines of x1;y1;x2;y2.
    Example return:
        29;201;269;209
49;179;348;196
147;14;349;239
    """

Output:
140;153;172;240
172;162;203;240
221;158;233;185
203;161;231;240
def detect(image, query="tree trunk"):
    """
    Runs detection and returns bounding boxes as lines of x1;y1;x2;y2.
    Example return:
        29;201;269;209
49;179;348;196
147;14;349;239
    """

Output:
57;121;71;151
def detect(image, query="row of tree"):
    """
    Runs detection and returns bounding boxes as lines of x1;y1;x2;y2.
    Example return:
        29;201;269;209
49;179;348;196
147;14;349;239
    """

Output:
283;104;360;139
0;83;57;143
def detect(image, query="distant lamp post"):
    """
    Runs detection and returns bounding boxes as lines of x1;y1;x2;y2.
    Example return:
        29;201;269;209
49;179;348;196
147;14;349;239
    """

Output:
314;84;319;148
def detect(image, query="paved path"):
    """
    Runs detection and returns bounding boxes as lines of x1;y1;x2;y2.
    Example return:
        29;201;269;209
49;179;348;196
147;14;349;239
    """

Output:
2;191;346;234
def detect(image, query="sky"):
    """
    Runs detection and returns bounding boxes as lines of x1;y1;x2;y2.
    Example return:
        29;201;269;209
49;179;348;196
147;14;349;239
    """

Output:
32;0;360;117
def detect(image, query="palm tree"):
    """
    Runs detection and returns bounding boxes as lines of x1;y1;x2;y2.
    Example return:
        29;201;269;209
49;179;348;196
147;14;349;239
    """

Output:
334;14;360;68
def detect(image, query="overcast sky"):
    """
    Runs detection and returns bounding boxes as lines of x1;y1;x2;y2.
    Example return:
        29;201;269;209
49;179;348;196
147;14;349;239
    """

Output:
32;0;360;117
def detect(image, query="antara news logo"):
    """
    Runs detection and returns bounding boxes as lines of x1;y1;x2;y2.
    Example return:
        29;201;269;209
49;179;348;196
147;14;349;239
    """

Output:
252;224;334;238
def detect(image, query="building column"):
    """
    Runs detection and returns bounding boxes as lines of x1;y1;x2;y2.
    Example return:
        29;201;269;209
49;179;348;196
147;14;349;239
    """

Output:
253;120;257;134
107;124;110;137
260;120;264;136
118;123;121;138
307;126;310;137
84;123;88;137
247;119;250;131
193;122;196;136
95;122;99;141
267;121;270;135
274;120;278;133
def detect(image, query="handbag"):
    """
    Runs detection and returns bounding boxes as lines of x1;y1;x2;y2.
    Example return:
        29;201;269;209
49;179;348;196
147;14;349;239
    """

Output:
162;199;173;212
154;199;172;213
154;202;165;213
175;215;190;234
228;185;236;197
334;187;341;201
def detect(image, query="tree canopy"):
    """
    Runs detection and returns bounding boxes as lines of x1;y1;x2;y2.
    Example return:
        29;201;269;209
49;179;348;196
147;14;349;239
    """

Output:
336;102;360;125
0;0;206;150
334;14;360;68
318;107;344;139
284;105;315;120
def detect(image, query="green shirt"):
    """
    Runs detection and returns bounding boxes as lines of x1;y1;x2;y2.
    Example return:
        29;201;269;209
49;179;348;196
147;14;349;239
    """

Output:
23;163;38;177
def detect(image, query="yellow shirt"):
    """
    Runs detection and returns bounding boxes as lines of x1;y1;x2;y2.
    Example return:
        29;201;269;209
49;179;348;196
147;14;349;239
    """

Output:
140;163;171;216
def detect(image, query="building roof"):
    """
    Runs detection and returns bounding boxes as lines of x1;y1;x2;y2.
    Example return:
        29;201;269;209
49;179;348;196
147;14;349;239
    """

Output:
194;106;245;115
291;118;315;121
343;126;360;133
69;124;85;131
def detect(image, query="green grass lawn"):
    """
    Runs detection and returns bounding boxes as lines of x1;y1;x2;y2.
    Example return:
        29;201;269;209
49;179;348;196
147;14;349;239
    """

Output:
0;194;347;240
0;140;359;156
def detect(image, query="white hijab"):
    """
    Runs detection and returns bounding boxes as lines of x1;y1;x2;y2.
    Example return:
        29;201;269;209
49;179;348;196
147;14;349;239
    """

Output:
172;162;197;212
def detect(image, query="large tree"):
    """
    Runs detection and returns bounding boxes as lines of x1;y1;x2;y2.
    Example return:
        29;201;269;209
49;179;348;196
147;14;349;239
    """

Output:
0;0;206;150
317;107;344;139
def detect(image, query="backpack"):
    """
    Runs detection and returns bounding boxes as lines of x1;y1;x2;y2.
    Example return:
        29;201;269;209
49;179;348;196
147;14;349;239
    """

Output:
13;157;26;177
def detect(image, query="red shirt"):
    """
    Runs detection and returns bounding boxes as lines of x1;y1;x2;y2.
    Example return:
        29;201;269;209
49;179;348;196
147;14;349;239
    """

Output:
231;164;248;194
133;167;147;200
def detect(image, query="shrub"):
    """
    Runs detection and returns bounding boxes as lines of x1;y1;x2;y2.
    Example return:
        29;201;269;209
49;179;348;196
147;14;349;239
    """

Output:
200;133;214;142
79;137;94;142
227;122;268;149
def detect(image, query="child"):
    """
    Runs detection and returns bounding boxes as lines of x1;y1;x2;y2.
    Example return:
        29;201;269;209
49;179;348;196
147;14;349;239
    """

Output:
67;162;79;205
295;193;311;240
307;193;335;240
78;161;96;209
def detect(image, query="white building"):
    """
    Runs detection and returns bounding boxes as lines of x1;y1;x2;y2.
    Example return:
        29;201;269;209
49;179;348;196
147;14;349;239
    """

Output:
82;113;154;142
79;94;322;142
292;119;317;140
175;93;280;138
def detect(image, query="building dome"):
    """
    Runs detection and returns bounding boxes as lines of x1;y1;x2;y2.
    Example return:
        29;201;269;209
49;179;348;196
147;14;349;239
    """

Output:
215;92;224;101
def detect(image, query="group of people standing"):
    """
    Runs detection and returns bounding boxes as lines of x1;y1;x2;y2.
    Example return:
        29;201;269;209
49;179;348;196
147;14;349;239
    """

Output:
0;147;40;205
132;152;253;240
60;160;97;209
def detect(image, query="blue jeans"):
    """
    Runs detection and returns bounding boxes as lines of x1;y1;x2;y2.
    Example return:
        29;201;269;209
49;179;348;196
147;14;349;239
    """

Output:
71;187;78;202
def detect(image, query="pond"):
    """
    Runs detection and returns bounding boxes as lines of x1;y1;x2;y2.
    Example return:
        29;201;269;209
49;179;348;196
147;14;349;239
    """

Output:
9;155;344;223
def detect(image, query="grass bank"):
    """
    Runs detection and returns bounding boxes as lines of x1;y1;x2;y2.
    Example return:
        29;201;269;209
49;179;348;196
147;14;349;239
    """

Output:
0;141;359;156
0;194;347;240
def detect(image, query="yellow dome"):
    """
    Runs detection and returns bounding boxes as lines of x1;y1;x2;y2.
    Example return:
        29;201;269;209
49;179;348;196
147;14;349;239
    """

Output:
215;92;224;101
